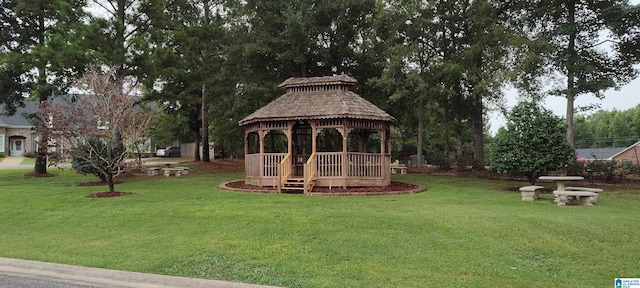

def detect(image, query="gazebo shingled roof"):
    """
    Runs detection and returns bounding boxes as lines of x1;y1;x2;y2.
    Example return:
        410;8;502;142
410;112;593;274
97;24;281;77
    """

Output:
239;76;395;125
277;75;357;87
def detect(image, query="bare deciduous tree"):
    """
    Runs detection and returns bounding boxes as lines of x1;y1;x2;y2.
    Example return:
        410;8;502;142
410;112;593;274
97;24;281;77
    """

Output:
38;64;154;192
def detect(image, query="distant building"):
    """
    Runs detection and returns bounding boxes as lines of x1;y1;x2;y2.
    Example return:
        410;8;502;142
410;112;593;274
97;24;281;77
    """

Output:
576;141;640;165
0;103;37;156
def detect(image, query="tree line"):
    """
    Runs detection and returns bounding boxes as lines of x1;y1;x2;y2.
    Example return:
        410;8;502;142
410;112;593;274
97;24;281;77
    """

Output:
1;0;639;174
574;104;640;148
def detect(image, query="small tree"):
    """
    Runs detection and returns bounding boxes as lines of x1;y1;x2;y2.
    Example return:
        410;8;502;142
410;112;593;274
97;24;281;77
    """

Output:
38;64;154;193
490;101;573;184
71;137;126;183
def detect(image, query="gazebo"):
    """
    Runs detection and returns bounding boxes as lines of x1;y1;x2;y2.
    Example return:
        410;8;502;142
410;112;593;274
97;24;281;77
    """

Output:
239;75;396;193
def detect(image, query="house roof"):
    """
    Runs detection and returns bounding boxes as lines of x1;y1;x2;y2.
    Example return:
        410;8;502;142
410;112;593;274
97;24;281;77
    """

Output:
240;76;395;125
575;147;627;160
610;140;640;159
0;102;38;128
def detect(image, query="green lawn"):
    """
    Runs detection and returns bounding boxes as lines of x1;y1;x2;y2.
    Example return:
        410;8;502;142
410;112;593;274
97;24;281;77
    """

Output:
20;157;35;165
0;167;638;287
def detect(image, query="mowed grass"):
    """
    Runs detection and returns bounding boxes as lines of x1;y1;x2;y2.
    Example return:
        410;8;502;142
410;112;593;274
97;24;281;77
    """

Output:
1;165;639;287
19;157;35;165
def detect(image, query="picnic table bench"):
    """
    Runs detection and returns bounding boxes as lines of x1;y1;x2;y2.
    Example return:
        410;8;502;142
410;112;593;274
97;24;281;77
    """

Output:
565;187;603;204
174;167;189;175
147;167;161;176
390;166;407;174
519;185;545;201
162;167;188;177
553;190;598;206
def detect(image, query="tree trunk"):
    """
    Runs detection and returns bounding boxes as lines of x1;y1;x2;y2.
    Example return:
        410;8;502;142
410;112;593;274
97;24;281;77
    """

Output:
107;172;115;193
202;84;210;162
34;7;48;175
565;0;577;147
443;102;451;169
455;130;463;171
472;91;484;170
194;137;201;161
34;134;48;174
417;98;425;167
116;0;126;77
200;2;212;162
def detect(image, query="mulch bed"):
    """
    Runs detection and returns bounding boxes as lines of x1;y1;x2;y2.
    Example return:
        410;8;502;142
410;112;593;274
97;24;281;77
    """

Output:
23;172;55;177
78;180;123;187
220;180;425;196
86;191;133;198
189;159;246;173
77;171;139;187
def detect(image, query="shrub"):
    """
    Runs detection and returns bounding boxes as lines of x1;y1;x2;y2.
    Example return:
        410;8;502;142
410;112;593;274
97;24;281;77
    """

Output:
584;160;621;181
490;101;573;184
566;159;587;176
21;151;36;158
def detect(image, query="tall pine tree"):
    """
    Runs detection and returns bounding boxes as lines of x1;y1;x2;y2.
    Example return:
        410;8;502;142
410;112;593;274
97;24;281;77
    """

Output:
520;0;640;146
1;0;89;174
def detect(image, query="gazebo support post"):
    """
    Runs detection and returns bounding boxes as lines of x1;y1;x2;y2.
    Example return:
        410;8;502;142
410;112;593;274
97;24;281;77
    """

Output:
342;120;348;189
259;128;265;178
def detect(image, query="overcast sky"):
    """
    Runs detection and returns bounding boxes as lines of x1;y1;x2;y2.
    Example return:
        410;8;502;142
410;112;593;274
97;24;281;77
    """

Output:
488;77;640;135
488;0;640;135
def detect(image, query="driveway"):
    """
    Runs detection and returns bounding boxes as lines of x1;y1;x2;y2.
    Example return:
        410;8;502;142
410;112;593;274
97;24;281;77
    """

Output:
0;156;32;169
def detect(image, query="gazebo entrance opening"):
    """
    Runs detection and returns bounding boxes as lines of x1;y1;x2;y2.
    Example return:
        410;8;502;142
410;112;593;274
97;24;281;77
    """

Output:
293;121;311;176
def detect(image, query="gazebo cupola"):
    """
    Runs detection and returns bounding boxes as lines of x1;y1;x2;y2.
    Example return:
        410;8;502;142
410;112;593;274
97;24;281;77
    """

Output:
239;75;395;193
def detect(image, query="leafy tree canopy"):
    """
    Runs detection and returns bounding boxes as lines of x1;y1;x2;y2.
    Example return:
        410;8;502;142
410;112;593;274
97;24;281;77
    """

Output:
574;104;640;148
490;101;574;184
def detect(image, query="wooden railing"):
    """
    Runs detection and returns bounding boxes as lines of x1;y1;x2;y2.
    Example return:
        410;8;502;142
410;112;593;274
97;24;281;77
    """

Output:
315;152;383;178
304;153;316;194
316;152;343;177
278;153;292;193
263;153;287;177
250;151;385;192
347;153;382;178
245;153;260;177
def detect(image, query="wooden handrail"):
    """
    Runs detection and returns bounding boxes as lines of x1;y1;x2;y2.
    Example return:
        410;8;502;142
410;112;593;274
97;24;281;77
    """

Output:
278;153;292;193
304;153;316;194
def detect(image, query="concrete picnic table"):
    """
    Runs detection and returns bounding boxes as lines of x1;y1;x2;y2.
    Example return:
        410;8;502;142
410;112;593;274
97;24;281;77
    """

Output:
538;176;584;191
390;165;407;174
537;176;603;206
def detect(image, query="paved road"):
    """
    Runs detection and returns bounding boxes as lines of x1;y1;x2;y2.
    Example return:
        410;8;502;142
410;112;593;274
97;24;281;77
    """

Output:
0;273;105;288
0;258;281;288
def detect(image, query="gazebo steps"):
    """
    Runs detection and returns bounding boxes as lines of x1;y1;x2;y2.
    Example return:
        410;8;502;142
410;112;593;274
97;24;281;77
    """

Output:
281;177;315;193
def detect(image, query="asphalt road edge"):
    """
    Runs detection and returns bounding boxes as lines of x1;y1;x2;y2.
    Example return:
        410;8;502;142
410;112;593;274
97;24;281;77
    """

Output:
0;258;281;288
